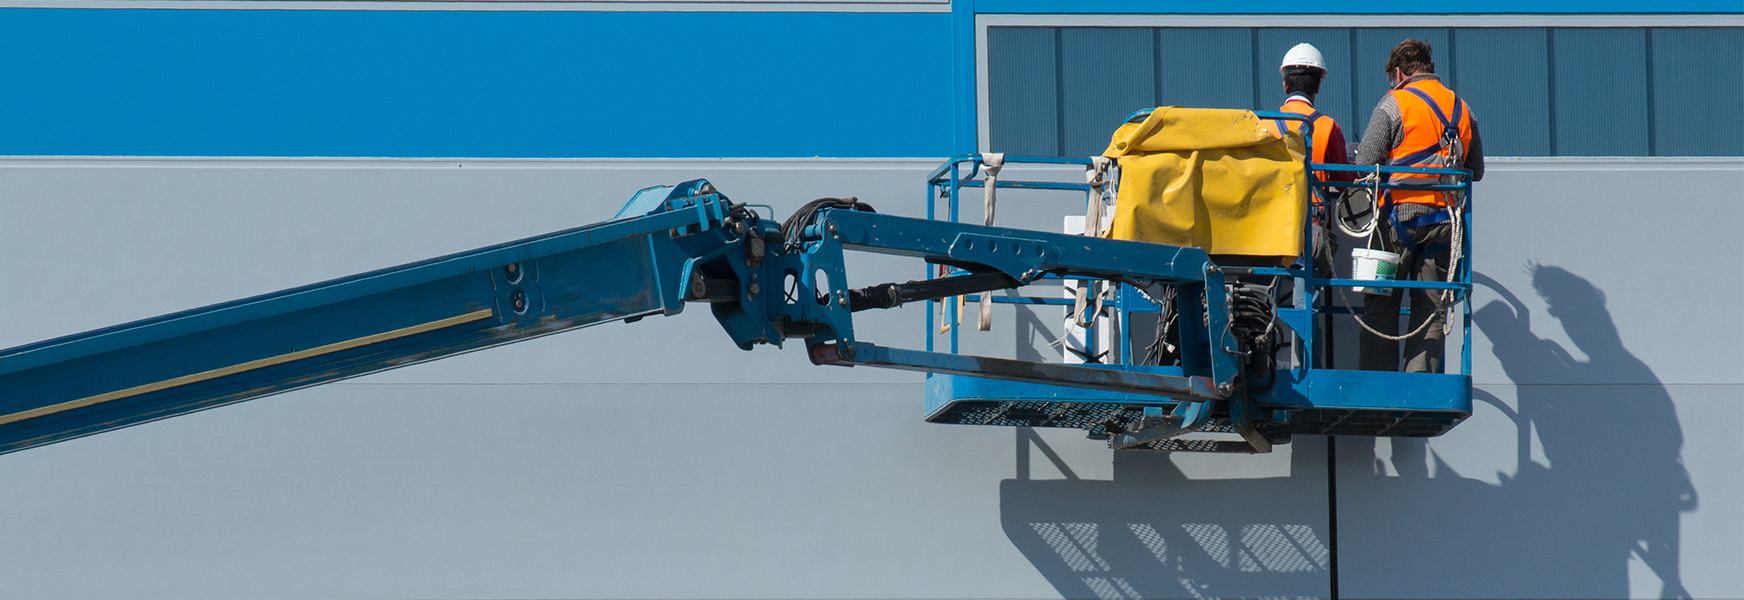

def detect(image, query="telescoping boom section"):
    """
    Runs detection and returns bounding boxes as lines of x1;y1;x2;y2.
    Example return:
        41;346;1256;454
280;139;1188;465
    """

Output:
0;180;1234;455
1;130;1475;455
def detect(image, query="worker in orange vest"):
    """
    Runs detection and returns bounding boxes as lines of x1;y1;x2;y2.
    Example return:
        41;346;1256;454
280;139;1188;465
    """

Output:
1269;43;1354;183
1266;43;1354;280
1354;39;1486;374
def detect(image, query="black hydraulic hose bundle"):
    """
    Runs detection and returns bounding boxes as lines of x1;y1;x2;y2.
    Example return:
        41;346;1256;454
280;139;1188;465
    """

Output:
772;197;1028;314
847;272;1020;312
1228;280;1280;392
780;197;876;253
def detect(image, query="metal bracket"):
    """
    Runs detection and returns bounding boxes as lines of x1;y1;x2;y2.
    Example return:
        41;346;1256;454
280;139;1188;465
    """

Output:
1110;398;1215;450
946;233;1054;282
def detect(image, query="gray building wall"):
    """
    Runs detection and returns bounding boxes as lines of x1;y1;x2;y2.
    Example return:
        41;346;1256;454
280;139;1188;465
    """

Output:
0;156;1738;598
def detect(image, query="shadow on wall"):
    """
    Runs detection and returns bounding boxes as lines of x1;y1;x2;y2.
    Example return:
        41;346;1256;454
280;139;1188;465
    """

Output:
998;266;1695;599
1342;265;1694;599
1001;431;1334;600
1003;302;1335;598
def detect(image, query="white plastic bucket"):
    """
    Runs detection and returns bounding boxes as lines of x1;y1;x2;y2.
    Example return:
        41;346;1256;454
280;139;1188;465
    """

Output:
1351;248;1401;295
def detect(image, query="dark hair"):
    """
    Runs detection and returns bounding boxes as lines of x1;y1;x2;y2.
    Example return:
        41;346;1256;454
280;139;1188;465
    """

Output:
1386;39;1435;76
1282;65;1324;95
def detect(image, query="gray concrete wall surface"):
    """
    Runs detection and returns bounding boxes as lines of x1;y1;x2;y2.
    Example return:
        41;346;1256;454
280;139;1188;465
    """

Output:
0;157;1737;599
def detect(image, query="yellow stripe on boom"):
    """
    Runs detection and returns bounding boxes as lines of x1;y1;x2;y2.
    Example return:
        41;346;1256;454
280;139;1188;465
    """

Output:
0;308;495;426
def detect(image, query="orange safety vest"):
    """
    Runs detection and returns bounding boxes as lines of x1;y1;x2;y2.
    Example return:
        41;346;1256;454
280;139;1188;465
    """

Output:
1385;79;1473;208
1272;98;1339;166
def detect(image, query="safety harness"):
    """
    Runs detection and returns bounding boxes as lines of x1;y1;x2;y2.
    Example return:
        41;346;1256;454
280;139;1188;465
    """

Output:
1384;87;1466;254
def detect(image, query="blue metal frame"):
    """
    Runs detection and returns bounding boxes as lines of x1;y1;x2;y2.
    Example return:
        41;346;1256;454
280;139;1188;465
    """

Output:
919;110;1475;453
0;116;1476;456
0;174;1243;455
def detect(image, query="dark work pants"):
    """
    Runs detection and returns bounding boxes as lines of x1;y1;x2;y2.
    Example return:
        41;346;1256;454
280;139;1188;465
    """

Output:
1358;221;1452;373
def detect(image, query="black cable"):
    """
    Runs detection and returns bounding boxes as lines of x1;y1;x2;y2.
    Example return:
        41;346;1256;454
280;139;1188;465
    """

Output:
1141;286;1179;366
1229;279;1280;392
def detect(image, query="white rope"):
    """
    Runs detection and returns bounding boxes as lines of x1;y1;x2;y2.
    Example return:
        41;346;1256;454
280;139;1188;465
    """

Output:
1072;157;1113;329
1345;135;1467;343
977;153;1004;331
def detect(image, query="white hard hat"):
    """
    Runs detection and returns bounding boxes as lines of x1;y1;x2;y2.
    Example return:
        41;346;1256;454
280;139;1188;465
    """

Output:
1280;43;1327;74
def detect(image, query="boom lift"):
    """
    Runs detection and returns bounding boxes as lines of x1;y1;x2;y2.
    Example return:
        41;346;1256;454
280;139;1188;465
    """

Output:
0;110;1475;456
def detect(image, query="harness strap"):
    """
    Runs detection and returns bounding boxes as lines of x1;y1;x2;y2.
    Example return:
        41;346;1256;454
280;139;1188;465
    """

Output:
1385;191;1452;254
1403;87;1463;131
1275;110;1328;134
1390;87;1465;176
1392;143;1447;171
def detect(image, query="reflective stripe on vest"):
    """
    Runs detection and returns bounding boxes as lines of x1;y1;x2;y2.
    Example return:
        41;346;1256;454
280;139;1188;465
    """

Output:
1386;80;1472;207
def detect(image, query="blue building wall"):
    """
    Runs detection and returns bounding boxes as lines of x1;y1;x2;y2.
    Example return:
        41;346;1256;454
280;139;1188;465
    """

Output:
0;9;954;157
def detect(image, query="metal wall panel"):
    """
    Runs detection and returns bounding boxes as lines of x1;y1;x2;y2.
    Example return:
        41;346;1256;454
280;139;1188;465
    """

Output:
4;157;1740;599
1059;27;1156;157
987;25;1739;158
1338;159;1744;599
1452;28;1553;157
988;27;1062;156
1552;28;1651;156
1156;28;1255;111
1651;27;1744;156
1353;28;1452;136
0;157;1337;599
1257;28;1357;145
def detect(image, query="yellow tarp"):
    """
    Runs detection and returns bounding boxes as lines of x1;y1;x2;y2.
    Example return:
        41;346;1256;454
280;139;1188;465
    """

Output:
1102;107;1308;265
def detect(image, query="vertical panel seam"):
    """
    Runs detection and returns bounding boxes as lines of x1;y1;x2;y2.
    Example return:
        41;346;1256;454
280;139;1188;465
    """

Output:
1153;27;1164;108
1251;28;1264;111
1645;28;1658;156
1055;27;1067;157
1328;435;1340;600
1349;28;1361;141
1446;27;1458;90
1547;27;1559;156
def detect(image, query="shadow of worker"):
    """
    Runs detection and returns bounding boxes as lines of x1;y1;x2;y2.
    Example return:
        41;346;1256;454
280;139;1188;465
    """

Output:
1454;265;1696;598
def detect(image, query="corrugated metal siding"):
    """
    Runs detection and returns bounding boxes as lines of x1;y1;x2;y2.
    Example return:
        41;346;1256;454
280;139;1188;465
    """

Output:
1353;28;1450;135
1553;28;1652;156
1651;27;1744;156
987;25;1743;158
1156;28;1254;110
988;27;1061;156
1452;28;1553;157
1059;28;1155;157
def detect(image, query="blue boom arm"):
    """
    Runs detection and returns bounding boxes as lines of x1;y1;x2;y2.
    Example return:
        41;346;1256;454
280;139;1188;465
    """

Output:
0;180;1243;455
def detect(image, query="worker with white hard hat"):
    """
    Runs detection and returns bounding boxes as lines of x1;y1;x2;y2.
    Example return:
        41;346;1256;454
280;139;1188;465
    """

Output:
1266;43;1352;183
1263;43;1353;290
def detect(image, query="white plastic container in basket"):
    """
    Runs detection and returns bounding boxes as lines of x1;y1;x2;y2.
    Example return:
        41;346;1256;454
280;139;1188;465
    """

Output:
1351;248;1401;295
